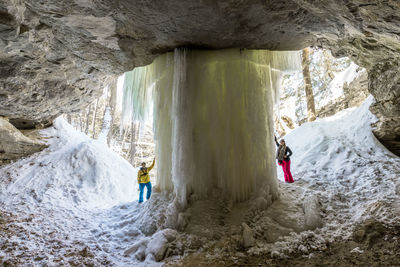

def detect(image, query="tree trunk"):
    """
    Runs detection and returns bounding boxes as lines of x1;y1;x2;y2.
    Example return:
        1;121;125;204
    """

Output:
121;124;130;153
66;114;72;124
78;114;83;132
136;122;140;141
129;121;136;165
84;105;91;134
91;98;99;138
302;48;316;122
98;78;117;144
98;106;111;143
107;78;118;146
322;49;335;80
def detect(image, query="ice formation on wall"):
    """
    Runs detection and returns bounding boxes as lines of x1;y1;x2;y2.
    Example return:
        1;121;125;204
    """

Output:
122;49;300;208
121;67;154;125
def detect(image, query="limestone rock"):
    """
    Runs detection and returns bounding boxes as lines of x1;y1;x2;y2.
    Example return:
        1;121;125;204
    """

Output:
0;117;46;164
343;69;369;108
242;223;255;248
368;61;400;156
0;0;399;153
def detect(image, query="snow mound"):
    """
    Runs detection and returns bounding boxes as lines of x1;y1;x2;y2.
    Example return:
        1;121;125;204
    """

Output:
0;117;173;265
0;117;138;210
283;95;394;182
264;96;400;256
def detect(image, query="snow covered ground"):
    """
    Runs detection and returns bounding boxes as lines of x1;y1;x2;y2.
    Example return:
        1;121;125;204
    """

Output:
171;96;400;265
0;118;169;265
1;97;399;266
255;96;400;254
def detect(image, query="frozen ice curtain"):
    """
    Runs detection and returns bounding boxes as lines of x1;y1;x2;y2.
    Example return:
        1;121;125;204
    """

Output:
123;48;301;207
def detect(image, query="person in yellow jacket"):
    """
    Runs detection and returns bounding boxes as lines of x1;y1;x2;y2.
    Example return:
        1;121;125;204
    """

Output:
137;158;155;203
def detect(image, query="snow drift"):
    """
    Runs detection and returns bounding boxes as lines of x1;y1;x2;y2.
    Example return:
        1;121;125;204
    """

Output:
0;117;138;210
250;96;400;258
0;117;169;265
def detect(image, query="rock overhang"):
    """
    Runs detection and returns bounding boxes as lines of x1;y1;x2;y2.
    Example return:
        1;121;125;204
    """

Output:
0;0;399;154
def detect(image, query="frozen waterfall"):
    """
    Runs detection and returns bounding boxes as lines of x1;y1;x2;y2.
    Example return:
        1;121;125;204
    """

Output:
122;48;301;208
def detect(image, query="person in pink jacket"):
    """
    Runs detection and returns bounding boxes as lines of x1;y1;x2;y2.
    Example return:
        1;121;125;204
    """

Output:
275;136;294;183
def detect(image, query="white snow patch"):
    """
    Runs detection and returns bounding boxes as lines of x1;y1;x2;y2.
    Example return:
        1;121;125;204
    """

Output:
0;117;169;265
0;117;138;209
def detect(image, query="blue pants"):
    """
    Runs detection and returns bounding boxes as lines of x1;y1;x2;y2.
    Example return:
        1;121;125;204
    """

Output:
139;182;152;203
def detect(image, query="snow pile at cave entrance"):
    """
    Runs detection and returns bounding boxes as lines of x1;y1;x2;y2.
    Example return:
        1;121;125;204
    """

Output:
0;117;172;266
0;117;138;210
244;96;400;258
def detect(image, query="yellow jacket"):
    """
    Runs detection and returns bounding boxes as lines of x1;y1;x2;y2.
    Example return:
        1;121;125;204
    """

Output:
137;160;155;184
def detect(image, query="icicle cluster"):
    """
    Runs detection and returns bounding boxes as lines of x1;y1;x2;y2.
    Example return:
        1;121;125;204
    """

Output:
122;49;301;207
121;67;155;125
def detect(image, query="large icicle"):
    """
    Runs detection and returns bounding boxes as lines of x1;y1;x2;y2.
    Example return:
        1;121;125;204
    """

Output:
122;48;301;208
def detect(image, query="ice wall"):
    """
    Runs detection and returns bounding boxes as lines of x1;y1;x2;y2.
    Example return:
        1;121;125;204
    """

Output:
122;49;300;207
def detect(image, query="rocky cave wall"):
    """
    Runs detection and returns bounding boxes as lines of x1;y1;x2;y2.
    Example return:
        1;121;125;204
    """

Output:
0;0;399;155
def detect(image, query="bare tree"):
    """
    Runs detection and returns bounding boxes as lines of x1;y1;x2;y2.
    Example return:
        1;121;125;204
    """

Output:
66;114;72;124
91;99;99;138
121;123;130;153
322;49;335;80
78;114;83;132
97;78;118;144
84;105;92;134
107;78;118;146
128;121;137;165
302;47;317;122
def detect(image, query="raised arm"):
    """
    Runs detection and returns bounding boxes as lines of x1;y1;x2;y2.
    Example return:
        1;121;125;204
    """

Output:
148;158;155;171
274;136;280;147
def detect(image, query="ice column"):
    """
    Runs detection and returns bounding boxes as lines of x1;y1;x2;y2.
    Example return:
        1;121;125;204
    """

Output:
123;49;301;207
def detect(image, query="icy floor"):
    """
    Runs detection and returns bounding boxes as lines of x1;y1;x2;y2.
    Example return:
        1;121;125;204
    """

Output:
1;96;400;266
